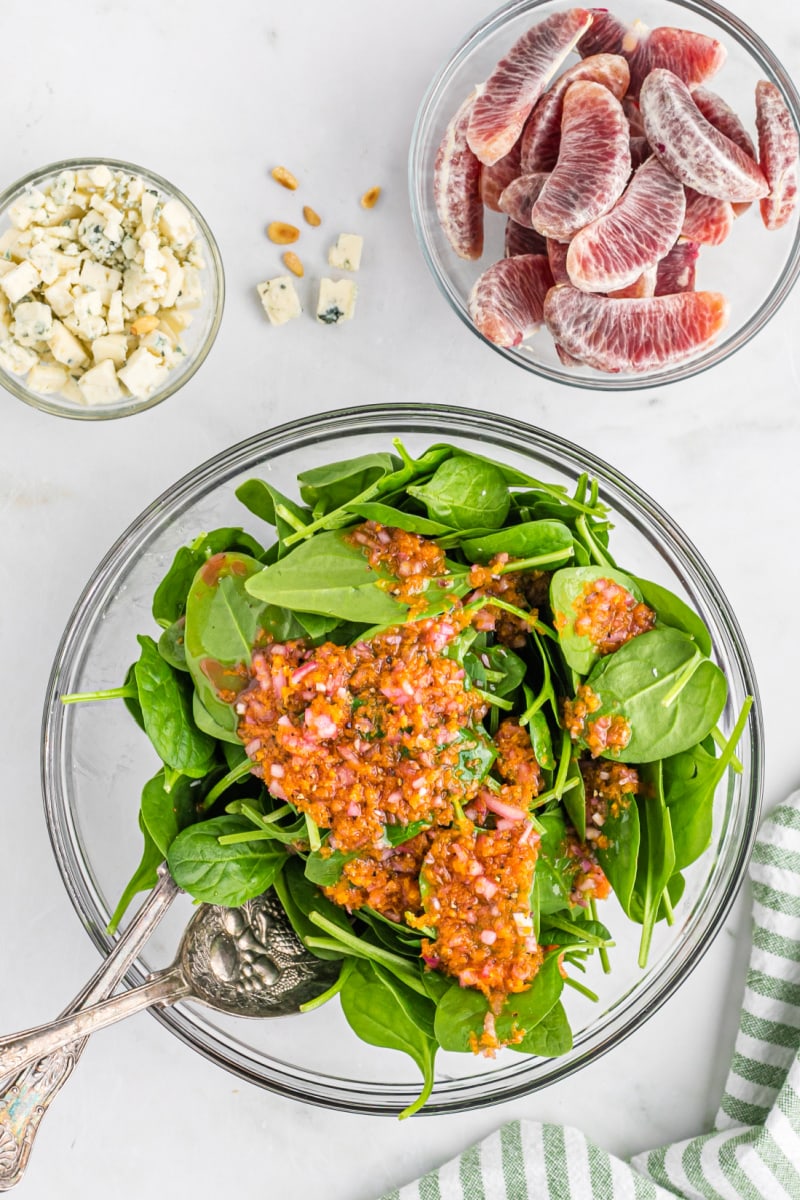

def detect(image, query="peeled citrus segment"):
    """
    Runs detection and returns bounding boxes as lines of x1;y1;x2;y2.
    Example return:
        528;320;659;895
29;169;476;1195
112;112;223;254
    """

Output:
566;156;686;293
629;135;653;171
655;240;699;295
607;267;657;299
644;28;726;95
692;87;756;159
505;219;547;257
641;69;769;202
556;341;584;367
543;286;728;372
547;238;570;284
532;81;631;240
520;53;630;172
577;12;723;97
434;94;485;260
481;141;522;212
467;8;594;166
756;81;800;231
682;188;734;244
498;172;549;228
469;254;555;347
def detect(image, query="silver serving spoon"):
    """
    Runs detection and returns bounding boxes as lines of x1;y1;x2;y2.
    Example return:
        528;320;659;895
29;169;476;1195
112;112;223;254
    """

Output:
0;879;338;1180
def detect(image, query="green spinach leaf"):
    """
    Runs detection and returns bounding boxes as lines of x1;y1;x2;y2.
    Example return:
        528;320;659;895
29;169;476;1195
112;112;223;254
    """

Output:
134;635;217;777
408;457;510;531
167;816;287;906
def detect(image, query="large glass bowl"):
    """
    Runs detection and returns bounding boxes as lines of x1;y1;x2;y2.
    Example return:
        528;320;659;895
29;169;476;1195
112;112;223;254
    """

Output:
0;157;224;420
42;404;762;1114
409;0;800;391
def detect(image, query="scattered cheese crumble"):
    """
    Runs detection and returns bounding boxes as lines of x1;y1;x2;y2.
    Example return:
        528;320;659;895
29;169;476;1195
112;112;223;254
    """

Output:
257;276;302;325
328;233;363;272
0;165;206;404
316;278;357;325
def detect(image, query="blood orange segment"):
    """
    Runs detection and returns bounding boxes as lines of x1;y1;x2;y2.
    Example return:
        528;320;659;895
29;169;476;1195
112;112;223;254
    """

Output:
623;97;646;138
498;172;549;228
434;94;484;260
566;156;686;293
607;267;656;299
657;238;700;295
467;8;594;166
756;80;800;231
577;12;724;98
547;238;570;284
641;69;769;202
644;27;726;95
682;188;734;244
692;87;756;159
543;286;728;371
654;240;700;295
532;81;631;240
520;53;630;172
481;141;522;212
469;254;555;347
505;219;547;258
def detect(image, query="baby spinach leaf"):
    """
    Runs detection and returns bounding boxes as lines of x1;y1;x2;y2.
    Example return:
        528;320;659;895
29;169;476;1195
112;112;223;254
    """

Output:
663;697;752;871
594;790;640;918
192;692;243;746
633;577;713;657
384;819;432;846
630;761;675;967
304;846;359;886
152;527;265;628
528;710;556;772
121;662;145;731
345;502;453;536
562;754;586;839
298;453;400;512
408;457;510;531
550;566;645;676
245;530;409;624
107;813;162;935
235;478;311;551
434;951;564;1053
184;552;266;735
340;959;437;1119
294;611;342;639
272;858;350;960
533;809;574;917
461;520;573;565
510;999;572;1057
134;636;217;777
140;768;200;858
464;644;527;699
581;628;727;762
158;617;188;672
167;816;287;905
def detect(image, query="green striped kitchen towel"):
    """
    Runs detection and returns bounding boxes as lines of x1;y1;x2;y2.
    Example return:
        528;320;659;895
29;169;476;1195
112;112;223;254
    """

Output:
381;792;800;1200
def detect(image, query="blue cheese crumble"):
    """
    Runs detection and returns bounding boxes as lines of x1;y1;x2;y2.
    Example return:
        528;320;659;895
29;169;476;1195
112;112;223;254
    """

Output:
0;166;207;404
316;278;357;325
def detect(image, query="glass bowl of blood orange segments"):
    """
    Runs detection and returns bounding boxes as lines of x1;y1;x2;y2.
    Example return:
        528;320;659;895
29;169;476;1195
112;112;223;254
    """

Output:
409;0;800;390
43;404;761;1114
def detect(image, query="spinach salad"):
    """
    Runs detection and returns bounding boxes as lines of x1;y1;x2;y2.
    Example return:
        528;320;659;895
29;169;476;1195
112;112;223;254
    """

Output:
64;440;750;1117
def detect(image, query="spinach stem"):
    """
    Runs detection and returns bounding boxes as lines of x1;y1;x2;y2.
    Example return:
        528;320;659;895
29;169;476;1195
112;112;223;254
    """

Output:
711;725;743;773
200;757;253;810
563;975;599;1003
218;829;280;845
660;649;703;708
529;776;579;809
299;971;347;1013
275;502;309;533
307;911;428;996
544;913;613;949
661;887;675;926
474;688;514;711
590;899;612;975
60;686;136;705
399;1071;435;1121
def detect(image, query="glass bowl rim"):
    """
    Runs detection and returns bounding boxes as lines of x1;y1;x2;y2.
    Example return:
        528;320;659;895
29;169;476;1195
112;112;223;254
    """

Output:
408;0;800;392
0;155;225;421
40;402;764;1113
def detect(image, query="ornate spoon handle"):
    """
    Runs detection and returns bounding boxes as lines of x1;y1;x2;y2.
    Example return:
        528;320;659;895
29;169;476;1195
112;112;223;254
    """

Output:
0;868;179;1191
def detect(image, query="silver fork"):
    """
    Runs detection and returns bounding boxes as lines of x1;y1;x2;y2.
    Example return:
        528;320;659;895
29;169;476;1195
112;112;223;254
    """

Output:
0;866;178;1190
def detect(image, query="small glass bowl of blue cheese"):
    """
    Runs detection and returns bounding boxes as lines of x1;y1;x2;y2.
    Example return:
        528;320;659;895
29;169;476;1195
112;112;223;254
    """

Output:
0;158;224;419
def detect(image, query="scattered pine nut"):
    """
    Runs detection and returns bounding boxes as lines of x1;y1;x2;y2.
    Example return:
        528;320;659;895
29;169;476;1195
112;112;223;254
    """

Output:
282;251;304;277
271;166;299;190
360;186;382;209
302;205;322;227
130;314;160;336
267;221;300;244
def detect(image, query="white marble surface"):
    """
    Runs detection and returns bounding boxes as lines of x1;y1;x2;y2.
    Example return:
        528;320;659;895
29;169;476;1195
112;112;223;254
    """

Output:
1;0;799;1196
